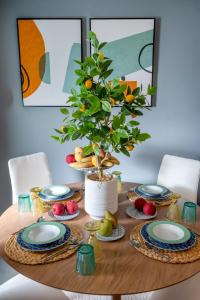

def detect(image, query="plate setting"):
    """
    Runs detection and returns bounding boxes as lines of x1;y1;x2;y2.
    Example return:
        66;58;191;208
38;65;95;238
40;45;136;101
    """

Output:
126;205;157;220
133;185;172;200
96;224;126;242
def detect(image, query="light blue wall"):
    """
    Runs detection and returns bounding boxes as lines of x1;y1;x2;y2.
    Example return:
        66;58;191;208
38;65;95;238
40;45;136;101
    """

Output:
0;0;200;213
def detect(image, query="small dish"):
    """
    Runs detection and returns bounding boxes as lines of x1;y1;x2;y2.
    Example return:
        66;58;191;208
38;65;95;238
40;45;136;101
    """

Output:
96;224;126;242
39;189;74;202
126;205;157;220
48;209;80;221
133;187;171;200
21;221;67;245
137;184;170;197
41;185;71;198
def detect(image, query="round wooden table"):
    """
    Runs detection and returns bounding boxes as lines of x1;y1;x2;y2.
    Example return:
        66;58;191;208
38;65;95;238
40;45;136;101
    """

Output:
1;182;200;300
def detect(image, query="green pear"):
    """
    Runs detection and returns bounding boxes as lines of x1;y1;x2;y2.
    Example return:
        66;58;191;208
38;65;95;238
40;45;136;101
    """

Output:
105;210;118;229
98;219;112;236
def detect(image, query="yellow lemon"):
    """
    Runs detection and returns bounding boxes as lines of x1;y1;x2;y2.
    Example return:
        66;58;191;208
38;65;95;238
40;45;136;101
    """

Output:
80;104;86;112
125;94;135;103
110;98;116;106
126;144;134;151
85;79;93;90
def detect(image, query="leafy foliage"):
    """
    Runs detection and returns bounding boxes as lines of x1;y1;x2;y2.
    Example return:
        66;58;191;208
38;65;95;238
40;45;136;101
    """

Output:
52;32;156;157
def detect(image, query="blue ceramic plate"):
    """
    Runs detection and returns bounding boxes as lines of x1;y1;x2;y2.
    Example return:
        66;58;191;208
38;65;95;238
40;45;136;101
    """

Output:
41;185;71;198
134;187;171;200
137;184;171;198
141;223;196;251
17;224;71;252
39;189;74;202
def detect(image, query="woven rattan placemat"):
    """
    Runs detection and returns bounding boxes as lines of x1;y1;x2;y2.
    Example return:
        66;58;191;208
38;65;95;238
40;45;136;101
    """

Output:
4;226;83;265
127;191;181;207
130;223;200;264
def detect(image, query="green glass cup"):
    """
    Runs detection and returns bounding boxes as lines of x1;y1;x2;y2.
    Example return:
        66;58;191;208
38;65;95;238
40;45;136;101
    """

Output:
76;244;96;275
18;193;32;213
182;201;196;224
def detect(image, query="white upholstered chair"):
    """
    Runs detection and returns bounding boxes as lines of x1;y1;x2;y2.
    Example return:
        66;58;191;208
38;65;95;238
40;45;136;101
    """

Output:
8;152;53;203
124;154;200;300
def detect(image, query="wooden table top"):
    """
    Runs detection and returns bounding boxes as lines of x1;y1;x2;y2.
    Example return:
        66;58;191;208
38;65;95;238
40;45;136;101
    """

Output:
1;182;200;297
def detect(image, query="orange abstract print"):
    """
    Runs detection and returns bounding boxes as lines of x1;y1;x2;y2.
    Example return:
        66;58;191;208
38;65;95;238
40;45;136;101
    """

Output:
18;20;45;99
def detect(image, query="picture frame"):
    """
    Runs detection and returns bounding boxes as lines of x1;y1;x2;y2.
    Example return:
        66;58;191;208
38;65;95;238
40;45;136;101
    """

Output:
89;18;156;106
17;18;83;107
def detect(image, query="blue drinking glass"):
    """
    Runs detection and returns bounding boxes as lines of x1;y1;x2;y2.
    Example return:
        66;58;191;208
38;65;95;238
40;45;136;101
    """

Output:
76;244;96;275
18;193;32;213
182;201;196;224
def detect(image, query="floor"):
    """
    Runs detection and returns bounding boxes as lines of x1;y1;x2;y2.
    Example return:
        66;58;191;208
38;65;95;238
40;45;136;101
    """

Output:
0;258;17;285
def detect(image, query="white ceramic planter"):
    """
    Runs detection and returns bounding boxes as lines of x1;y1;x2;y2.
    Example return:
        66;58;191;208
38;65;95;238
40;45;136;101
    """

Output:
84;174;118;219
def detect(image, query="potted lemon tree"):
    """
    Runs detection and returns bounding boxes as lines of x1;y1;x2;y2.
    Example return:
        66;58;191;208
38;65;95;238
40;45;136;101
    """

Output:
52;32;156;219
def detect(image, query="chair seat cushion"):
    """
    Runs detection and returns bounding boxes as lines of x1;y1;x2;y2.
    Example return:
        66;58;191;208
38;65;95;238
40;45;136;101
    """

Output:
0;274;69;300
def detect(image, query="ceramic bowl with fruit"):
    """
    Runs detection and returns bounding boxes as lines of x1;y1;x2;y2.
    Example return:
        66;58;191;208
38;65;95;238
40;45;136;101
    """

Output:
48;201;80;221
126;198;157;220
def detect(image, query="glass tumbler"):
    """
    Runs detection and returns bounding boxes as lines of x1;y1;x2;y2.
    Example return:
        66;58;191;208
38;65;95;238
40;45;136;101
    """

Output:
182;201;197;224
18;193;32;213
76;244;96;275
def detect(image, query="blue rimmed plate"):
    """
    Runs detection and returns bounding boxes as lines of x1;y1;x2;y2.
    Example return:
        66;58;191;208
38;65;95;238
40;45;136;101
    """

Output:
17;224;71;252
39;189;74;202
137;184;171;198
21;221;67;245
96;225;126;242
41;185;71;198
134;187;171;200
141;223;196;252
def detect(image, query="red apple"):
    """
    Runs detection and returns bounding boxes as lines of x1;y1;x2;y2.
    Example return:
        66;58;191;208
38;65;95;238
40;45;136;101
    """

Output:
135;198;146;212
52;203;65;216
65;200;78;215
143;202;156;216
65;154;76;164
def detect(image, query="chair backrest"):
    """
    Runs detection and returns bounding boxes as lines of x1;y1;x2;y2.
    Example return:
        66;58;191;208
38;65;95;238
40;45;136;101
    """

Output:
157;154;200;203
8;152;53;204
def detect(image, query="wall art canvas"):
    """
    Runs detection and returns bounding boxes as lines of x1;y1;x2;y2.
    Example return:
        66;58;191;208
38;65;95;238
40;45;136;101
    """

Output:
17;18;82;106
90;18;155;106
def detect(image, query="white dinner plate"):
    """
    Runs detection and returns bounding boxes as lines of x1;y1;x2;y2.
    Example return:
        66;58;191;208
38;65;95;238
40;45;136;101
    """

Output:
96;224;126;242
48;209;80;221
41;185;70;198
126;205;157;220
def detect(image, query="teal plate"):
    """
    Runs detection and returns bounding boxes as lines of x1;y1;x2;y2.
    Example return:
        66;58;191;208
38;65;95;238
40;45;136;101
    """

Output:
21;221;67;245
146;221;191;244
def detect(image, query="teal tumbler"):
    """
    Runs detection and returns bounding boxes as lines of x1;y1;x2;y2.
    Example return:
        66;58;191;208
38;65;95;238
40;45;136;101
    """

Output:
76;244;96;275
182;201;196;224
18;193;32;213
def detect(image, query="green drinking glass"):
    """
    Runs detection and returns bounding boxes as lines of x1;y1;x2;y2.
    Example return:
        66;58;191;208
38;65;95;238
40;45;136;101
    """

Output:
182;201;197;224
18;193;32;213
76;244;96;275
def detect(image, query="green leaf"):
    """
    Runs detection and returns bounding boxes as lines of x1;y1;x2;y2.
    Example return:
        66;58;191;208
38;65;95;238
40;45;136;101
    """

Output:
112;132;120;144
116;129;129;138
51;135;59;141
101;59;112;71
138;133;151;142
72;132;81;140
128;120;140;126
54;128;63;134
60;108;69;115
147;85;157;95
72;110;82;119
121;148;130;157
127;86;132;95
102;101;111;112
134;110;143;116
90;68;99;77
112;116;121;129
75;69;86;76
132;87;140;96
86;96;101;116
101;69;113;79
83;145;93;156
74;60;82;65
98;42;107;50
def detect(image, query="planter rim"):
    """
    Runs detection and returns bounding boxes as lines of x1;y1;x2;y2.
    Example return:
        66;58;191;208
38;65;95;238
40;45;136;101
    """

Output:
86;173;115;183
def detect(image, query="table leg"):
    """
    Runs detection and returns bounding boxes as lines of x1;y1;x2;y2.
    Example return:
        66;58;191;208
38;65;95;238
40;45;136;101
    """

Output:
112;295;121;300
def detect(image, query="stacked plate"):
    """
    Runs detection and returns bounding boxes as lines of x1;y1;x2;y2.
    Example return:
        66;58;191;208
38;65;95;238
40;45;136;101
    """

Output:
17;221;71;252
134;184;172;201
140;220;196;252
38;185;74;202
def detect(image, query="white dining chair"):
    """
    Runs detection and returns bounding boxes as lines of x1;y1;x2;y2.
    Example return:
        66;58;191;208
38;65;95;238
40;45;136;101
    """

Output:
8;152;53;203
123;154;200;300
157;154;200;203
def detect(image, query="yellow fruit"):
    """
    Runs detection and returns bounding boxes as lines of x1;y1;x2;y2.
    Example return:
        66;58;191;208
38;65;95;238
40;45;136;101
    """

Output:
75;153;82;162
60;126;65;133
105;210;118;229
91;156;98;167
126;144;134;151
125;94;135;103
75;147;83;154
110;98;116;106
85;79;93;90
80;104;86;112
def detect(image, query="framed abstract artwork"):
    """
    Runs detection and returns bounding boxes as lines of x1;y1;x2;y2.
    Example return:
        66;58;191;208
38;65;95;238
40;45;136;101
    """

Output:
17;18;83;106
90;18;155;106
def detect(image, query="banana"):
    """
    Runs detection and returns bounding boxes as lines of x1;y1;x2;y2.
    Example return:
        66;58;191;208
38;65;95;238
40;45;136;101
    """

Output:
75;153;83;162
69;161;93;169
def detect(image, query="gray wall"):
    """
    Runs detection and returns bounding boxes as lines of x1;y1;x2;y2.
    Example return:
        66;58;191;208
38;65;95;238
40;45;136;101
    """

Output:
0;0;200;214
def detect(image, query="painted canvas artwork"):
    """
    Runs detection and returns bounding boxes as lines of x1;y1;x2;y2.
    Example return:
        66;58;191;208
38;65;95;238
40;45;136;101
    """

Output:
17;18;82;106
90;18;155;105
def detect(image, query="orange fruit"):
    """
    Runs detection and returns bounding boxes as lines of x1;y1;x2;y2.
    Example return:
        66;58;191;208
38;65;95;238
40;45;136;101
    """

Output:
126;144;134;151
85;79;93;90
125;94;135;103
80;104;86;112
110;98;116;106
